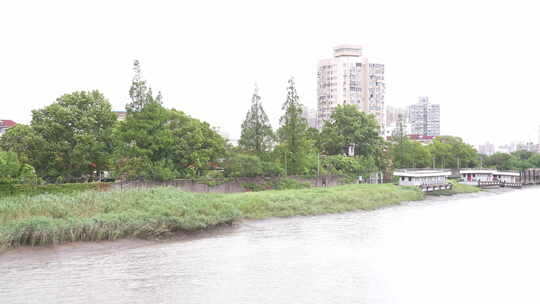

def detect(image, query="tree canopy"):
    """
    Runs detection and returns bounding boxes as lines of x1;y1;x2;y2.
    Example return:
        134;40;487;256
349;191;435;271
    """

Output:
276;78;313;175
389;136;432;169
320;105;382;157
114;60;226;180
0;151;37;185
2;91;116;182
239;86;274;155
428;136;478;169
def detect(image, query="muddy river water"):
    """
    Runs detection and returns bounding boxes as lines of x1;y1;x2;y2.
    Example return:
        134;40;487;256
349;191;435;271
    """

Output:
2;187;540;303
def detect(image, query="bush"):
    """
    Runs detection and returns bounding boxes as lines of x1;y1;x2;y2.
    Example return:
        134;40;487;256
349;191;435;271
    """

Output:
223;154;263;177
0;151;38;185
261;161;285;176
271;178;311;190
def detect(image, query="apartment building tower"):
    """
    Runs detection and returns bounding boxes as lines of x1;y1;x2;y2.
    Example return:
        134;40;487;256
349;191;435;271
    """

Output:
409;97;440;137
317;45;385;130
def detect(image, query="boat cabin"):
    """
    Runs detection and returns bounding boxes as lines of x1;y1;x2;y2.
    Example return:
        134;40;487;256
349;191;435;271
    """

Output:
494;171;520;183
460;169;497;185
394;170;451;186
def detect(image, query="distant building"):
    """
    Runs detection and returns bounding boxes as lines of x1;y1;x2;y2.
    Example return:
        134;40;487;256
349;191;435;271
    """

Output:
409;97;440;137
516;142;539;153
538;125;540;146
497;143;517;154
301;106;318;129
407;134;435;145
384;106;411;139
0;119;16;135
386;106;408;127
317;45;385;131
383;121;412;139
113;111;127;121
478;142;495;156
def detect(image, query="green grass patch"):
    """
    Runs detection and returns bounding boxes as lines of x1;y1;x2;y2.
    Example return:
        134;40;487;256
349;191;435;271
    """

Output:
0;184;423;249
429;180;482;196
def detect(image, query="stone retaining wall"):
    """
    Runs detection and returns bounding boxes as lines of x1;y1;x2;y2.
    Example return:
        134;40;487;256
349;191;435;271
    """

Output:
111;175;345;193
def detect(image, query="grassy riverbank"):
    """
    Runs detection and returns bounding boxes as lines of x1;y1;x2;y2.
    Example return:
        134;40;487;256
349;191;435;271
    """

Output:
0;184;423;249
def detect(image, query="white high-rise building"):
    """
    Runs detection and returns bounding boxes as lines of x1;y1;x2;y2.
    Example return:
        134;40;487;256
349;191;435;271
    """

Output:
301;106;318;129
478;142;495;156
538;125;540;146
317;45;385;130
409;97;440;137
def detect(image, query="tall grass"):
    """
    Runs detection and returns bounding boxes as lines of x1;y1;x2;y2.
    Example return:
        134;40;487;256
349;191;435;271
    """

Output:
0;182;111;198
0;184;423;249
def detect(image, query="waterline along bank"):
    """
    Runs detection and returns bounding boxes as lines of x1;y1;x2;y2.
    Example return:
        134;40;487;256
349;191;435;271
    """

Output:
0;183;481;250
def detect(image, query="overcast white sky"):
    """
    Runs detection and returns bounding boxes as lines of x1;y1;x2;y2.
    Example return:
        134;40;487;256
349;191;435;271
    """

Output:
1;0;539;147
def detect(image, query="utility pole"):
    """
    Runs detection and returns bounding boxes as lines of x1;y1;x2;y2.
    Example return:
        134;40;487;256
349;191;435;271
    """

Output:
317;152;320;177
432;157;436;169
284;152;288;176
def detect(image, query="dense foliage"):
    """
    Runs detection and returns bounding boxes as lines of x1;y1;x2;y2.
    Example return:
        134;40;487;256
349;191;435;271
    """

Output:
239;86;274;155
114;61;226;180
483;150;540;171
0;151;37;185
320;105;382;157
389;134;481;169
3;60;537;186
1;91;116;182
276;78;313;175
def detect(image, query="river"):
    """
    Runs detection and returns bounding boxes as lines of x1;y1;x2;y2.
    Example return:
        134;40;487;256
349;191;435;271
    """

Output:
2;187;540;303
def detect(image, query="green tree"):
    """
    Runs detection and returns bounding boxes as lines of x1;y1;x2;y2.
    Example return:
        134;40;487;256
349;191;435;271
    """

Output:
168;110;226;177
0;124;47;169
428;136;479;169
127;59;162;112
319;105;382;157
238;86;274;155
318;104;385;171
306;127;321;152
320;155;377;179
25;91;116;182
512;150;534;161
389;137;432;169
115;61;226;180
528;153;540;168
0;151;38;185
115;60;176;179
484;152;514;170
276;78;313;175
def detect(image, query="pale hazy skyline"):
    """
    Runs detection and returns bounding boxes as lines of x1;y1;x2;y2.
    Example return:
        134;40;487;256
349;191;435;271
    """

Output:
1;0;539;147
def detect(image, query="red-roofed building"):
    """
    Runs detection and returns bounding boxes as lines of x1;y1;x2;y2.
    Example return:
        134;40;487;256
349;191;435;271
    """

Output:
407;134;435;145
0;120;17;135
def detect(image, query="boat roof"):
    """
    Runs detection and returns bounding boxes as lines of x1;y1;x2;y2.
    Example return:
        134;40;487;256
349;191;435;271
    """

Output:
495;171;520;176
460;169;497;174
394;170;451;177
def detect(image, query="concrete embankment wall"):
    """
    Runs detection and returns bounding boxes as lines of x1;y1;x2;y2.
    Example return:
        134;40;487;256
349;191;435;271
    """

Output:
111;175;346;194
